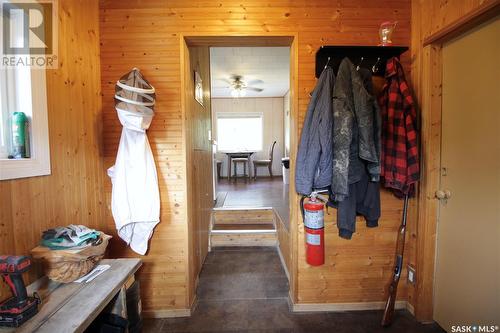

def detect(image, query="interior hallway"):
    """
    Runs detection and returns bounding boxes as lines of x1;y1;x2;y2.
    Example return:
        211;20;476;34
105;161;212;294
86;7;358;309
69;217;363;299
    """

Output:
142;247;444;333
216;178;290;228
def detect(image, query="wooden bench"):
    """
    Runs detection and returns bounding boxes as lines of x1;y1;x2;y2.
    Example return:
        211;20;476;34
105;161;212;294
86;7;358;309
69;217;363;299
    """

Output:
1;258;141;333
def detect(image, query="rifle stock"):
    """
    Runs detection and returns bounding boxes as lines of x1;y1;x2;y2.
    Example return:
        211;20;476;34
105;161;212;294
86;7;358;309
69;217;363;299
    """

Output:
381;281;397;326
381;194;409;327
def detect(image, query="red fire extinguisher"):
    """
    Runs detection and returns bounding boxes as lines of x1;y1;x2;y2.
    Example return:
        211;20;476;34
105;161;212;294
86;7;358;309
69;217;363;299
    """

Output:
301;192;325;266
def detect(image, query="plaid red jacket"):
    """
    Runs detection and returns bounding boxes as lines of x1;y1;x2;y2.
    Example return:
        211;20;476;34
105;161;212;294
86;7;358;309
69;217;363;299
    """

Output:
378;57;419;196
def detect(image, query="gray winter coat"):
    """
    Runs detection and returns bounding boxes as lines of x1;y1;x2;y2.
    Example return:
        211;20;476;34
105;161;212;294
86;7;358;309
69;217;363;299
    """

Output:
295;67;335;195
331;58;381;201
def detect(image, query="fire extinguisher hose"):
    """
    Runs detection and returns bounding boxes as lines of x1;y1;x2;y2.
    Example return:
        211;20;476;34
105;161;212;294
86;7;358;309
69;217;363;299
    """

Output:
300;191;329;221
300;195;307;220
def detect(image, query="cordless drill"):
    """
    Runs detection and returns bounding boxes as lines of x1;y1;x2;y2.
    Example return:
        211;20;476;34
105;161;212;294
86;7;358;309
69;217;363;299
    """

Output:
0;256;40;327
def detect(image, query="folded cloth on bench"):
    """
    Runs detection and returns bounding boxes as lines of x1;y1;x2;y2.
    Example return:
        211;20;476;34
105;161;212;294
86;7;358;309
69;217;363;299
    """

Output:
41;225;100;250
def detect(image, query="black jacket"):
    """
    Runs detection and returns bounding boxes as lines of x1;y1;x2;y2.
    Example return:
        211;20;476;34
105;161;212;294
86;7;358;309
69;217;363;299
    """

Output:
331;58;381;201
329;65;381;239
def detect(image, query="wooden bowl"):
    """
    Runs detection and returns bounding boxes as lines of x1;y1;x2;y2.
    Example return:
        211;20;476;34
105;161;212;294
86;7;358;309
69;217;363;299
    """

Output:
31;233;112;283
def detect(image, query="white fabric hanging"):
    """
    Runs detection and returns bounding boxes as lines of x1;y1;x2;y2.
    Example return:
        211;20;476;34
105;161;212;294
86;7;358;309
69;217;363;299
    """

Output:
107;69;160;255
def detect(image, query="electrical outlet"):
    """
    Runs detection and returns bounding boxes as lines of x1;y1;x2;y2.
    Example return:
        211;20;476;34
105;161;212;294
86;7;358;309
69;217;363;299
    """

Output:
407;265;416;285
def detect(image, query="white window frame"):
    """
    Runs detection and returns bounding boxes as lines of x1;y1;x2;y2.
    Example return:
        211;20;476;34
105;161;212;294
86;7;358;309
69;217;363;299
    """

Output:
216;112;264;152
0;2;51;180
0;68;50;180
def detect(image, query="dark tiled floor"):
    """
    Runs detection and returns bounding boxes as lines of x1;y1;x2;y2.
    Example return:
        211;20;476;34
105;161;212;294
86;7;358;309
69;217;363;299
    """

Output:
216;178;290;228
143;247;445;333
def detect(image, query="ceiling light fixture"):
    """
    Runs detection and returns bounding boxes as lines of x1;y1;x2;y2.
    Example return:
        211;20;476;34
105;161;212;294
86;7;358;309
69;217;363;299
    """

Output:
231;88;246;98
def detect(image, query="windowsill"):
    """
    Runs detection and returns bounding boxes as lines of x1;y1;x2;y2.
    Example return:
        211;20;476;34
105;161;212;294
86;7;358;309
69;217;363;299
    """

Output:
0;156;51;180
0;157;31;160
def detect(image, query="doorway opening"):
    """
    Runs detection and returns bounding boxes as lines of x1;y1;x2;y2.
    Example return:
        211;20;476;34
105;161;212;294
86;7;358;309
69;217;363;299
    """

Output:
182;35;296;311
210;46;291;228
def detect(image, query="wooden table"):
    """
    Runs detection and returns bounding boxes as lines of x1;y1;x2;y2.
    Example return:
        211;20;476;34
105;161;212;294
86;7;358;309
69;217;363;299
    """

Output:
222;151;256;180
1;259;141;333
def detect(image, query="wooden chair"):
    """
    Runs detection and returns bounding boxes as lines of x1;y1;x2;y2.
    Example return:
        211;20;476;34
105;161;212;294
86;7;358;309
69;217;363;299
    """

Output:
253;141;276;180
216;160;222;179
231;157;250;182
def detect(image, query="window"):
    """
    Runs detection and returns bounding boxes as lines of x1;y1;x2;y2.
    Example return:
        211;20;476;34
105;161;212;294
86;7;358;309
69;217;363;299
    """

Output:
217;114;263;151
0;66;32;159
0;6;50;180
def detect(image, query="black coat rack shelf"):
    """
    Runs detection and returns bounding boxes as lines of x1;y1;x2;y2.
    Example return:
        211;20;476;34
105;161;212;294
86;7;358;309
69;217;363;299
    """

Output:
315;46;409;78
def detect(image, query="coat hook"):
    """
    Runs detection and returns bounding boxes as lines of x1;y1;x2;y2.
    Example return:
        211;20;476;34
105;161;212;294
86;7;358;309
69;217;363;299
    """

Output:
372;57;381;73
356;57;364;71
324;56;331;70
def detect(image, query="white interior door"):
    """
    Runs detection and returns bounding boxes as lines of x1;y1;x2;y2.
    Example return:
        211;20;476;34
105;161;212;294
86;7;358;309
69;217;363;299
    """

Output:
433;17;500;331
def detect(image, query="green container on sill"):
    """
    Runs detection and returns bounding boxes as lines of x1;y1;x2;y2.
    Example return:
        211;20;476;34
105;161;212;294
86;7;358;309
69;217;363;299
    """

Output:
11;111;28;159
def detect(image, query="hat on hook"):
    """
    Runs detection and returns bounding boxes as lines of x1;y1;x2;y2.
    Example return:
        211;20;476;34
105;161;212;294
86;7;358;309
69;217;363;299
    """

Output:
114;68;156;109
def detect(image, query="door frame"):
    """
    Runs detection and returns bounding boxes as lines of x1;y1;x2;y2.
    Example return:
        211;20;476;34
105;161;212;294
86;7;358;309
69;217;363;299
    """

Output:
179;33;299;308
414;2;500;321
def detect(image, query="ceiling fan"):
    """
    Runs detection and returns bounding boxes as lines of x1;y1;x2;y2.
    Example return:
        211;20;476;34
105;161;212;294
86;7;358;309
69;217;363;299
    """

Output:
217;75;264;97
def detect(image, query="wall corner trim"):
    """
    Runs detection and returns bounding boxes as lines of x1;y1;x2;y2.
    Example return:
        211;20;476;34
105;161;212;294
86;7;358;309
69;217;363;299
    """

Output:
276;242;290;282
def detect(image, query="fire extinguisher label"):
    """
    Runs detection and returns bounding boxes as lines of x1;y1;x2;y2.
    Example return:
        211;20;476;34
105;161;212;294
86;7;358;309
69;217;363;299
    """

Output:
306;233;321;246
304;210;324;229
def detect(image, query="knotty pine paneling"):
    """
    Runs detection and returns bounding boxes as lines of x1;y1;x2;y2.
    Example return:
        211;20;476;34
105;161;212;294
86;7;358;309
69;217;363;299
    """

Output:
409;0;497;321
0;0;106;301
184;45;214;306
276;211;291;278
297;190;409;303
99;0;411;315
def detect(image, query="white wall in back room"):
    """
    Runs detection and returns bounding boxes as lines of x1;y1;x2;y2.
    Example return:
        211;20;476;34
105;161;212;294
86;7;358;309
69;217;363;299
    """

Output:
283;90;291;157
212;97;284;177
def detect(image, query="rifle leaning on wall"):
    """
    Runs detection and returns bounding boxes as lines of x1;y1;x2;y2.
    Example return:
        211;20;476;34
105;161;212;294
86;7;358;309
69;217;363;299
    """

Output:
381;194;409;327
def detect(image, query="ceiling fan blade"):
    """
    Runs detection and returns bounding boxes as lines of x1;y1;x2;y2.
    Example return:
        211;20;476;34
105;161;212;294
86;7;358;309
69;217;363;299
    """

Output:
216;78;232;85
246;87;264;92
247;79;264;85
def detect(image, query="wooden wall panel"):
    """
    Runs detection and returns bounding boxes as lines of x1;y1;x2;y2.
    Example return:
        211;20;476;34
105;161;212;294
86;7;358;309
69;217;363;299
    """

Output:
297;190;409;303
99;0;412;315
0;0;105;302
410;0;499;322
184;45;214;307
276;211;291;278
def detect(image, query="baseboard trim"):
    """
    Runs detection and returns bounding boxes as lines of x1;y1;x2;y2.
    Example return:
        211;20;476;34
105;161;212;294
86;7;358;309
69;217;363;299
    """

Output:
143;295;198;319
142;308;191;318
289;297;408;313
406;301;415;315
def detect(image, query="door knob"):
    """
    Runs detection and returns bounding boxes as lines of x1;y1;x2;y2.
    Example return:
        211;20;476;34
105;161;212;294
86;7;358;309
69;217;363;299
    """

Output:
435;189;452;201
435;190;446;199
